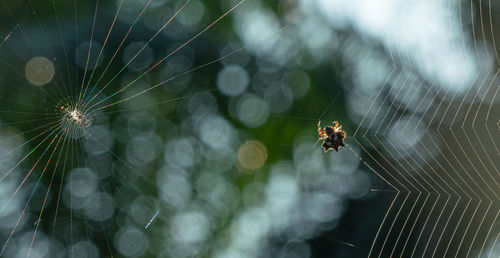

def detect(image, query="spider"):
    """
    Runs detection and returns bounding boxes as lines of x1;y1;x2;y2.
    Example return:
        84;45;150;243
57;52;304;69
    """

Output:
317;120;346;152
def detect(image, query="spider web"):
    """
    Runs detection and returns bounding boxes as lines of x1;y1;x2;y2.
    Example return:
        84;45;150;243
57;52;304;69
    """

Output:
0;0;281;257
307;0;500;257
0;0;498;257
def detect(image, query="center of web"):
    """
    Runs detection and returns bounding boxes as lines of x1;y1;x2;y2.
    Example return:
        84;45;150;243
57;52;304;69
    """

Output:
58;102;92;139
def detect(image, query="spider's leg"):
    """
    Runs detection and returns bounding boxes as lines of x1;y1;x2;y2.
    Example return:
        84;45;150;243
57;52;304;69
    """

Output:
317;121;327;137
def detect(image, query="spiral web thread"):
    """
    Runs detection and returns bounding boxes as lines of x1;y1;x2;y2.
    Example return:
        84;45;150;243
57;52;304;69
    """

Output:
319;0;500;256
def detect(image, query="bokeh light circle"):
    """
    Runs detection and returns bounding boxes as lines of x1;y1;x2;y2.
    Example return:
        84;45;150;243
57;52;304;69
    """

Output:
25;56;55;86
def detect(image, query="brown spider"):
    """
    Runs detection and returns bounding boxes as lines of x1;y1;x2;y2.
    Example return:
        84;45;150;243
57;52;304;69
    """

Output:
317;121;346;152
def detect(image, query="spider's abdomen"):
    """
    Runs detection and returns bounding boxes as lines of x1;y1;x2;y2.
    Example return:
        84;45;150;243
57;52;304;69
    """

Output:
321;131;346;152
